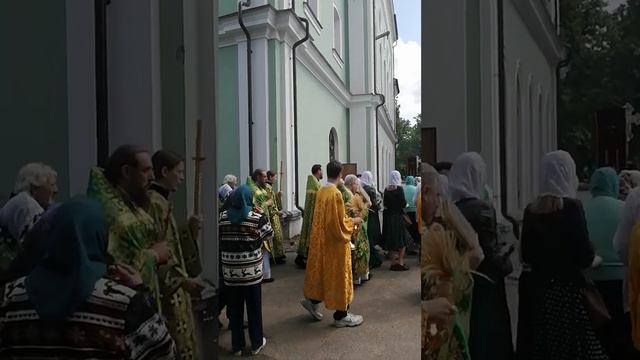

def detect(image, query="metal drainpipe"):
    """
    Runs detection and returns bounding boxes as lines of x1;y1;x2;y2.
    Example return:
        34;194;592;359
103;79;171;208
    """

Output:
497;0;508;216
238;1;254;174
95;0;110;168
373;0;384;193
292;15;310;213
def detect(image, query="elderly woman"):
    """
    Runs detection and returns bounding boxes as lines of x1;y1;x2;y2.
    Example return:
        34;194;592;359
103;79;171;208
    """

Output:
10;162;58;209
0;196;175;359
345;175;372;285
421;163;483;359
360;171;383;268
0;163;58;275
383;171;413;271
520;151;608;360
449;152;514;360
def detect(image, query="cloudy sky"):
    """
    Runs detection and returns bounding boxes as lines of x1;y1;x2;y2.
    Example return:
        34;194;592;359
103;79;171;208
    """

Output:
393;0;421;122
606;0;626;11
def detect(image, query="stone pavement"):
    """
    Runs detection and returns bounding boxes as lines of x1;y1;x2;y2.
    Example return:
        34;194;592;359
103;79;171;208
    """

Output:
218;251;421;359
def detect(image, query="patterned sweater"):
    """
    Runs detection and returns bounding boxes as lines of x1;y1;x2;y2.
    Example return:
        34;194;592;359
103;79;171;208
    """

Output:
219;210;273;286
0;277;175;359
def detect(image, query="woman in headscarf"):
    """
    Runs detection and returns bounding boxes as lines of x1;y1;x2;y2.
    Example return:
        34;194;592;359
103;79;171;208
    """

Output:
614;187;640;357
345;175;372;285
449;152;514;360
520;151;608;360
219;185;272;356
583;167;626;357
0;196;175;359
360;171;383;268
383;170;412;271
404;176;420;252
619;170;640;201
421;163;483;359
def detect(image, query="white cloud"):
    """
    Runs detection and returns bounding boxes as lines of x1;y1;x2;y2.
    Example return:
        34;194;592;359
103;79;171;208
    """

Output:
394;38;421;122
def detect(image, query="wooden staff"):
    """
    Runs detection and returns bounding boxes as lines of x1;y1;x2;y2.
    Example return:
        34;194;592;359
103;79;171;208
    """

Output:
279;160;284;194
193;119;205;219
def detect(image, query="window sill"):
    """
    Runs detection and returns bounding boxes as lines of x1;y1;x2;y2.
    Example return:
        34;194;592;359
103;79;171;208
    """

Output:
332;48;344;68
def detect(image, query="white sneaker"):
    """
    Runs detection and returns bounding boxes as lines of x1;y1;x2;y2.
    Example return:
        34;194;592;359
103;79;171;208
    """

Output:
300;299;323;321
334;313;364;328
233;349;242;356
251;337;267;355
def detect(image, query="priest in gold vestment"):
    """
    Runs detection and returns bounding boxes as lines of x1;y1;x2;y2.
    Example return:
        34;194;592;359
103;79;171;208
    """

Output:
300;160;365;328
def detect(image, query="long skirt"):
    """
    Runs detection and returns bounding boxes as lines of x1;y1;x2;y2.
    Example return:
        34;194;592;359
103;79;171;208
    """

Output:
382;211;411;251
532;279;608;360
367;211;383;267
468;274;514;360
516;271;537;360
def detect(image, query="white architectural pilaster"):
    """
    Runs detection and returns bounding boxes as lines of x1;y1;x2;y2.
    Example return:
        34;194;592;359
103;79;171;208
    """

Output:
281;44;296;211
251;38;270;171
65;0;97;196
479;0;502;208
106;0;162;152
237;41;251;182
423;0;468;163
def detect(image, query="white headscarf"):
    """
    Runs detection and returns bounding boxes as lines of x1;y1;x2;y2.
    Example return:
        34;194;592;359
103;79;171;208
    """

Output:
360;171;374;187
539;150;578;199
389;171;402;187
0;191;44;242
448;152;487;203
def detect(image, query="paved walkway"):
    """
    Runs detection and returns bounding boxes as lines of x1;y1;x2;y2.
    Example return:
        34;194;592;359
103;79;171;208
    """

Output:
218;251;421;359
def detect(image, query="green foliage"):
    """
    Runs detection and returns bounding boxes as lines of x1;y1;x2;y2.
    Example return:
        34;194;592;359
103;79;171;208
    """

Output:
394;109;421;175
559;0;640;172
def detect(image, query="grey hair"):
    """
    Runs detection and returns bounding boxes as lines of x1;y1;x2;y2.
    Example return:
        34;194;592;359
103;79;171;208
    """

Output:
14;163;57;193
344;174;359;186
224;174;238;185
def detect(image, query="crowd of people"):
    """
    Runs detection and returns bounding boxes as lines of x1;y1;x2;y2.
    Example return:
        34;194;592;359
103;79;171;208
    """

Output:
217;161;424;354
0;144;424;358
421;150;640;360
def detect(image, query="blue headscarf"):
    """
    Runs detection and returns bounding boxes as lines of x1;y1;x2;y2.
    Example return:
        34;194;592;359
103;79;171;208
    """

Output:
227;185;254;225
590;167;619;198
25;196;108;322
405;176;416;186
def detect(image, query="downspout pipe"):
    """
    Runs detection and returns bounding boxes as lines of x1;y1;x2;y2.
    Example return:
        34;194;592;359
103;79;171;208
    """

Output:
373;0;384;193
292;16;310;213
238;1;254;174
375;94;386;191
497;0;509;217
95;0;110;168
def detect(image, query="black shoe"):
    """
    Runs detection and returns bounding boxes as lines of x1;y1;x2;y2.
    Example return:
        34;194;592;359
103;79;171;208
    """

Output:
390;264;409;271
295;255;307;269
262;278;275;284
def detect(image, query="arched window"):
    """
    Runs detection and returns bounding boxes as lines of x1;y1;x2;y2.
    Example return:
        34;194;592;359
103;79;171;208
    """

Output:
333;6;343;58
307;0;319;19
329;128;338;162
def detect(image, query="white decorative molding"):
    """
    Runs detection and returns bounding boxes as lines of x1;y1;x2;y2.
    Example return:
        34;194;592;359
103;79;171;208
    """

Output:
303;2;322;36
511;0;565;65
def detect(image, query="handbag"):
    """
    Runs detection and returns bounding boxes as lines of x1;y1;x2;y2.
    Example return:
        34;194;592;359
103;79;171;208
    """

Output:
583;278;612;331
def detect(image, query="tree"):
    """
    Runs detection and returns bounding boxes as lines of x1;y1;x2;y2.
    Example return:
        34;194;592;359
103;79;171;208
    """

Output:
558;0;640;172
394;109;421;175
